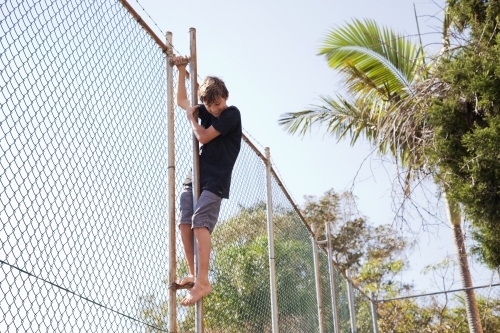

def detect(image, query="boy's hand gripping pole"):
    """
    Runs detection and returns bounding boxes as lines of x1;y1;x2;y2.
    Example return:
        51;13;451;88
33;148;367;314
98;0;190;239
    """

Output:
170;56;191;79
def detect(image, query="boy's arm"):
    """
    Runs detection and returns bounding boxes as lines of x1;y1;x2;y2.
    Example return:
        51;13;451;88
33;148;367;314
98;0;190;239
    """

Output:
174;57;191;110
173;57;220;144
186;111;220;144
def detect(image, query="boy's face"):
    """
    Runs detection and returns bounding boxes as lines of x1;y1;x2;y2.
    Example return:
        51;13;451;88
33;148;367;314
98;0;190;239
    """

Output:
203;97;228;118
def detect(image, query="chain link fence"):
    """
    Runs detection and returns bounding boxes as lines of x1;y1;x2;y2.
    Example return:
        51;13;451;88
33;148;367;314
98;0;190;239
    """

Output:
375;283;500;333
1;0;385;332
1;0;172;332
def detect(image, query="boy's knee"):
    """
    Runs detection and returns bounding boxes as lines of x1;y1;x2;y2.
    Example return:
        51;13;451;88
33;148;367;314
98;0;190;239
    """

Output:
191;219;215;234
191;190;221;234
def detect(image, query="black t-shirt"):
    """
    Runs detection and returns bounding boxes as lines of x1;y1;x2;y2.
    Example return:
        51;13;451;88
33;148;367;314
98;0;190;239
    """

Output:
198;104;242;198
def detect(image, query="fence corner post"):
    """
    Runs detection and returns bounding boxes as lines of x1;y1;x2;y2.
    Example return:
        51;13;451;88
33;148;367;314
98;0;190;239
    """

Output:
346;270;357;333
370;292;379;333
265;147;279;333
325;222;340;333
311;224;325;333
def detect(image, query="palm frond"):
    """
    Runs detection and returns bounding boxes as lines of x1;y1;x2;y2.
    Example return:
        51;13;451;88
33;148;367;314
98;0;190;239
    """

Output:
278;92;430;171
319;19;424;98
279;95;385;147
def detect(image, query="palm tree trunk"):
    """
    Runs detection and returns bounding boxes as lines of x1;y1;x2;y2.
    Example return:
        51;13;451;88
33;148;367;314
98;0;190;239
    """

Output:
443;192;483;333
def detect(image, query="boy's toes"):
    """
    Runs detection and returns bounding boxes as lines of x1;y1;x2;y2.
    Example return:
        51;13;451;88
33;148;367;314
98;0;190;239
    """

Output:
176;275;195;285
180;294;196;306
180;283;212;306
171;275;195;289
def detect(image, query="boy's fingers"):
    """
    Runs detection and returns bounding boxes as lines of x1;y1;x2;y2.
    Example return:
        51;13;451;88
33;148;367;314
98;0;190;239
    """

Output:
174;56;190;65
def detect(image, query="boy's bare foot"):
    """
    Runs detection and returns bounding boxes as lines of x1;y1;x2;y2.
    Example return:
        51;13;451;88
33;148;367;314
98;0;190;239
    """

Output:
176;275;195;285
172;275;195;289
180;281;212;306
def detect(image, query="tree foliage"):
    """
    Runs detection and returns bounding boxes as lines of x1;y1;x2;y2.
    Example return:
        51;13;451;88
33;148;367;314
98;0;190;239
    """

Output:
301;189;413;298
205;202;321;332
140;202;320;332
378;294;500;333
429;0;500;268
278;13;491;330
140;195;500;332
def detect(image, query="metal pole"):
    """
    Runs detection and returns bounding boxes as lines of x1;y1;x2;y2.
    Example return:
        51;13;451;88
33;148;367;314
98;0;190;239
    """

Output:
189;27;203;333
370;292;379;333
346;270;357;333
325;222;340;333
165;31;177;333
265;147;279;333
311;224;325;333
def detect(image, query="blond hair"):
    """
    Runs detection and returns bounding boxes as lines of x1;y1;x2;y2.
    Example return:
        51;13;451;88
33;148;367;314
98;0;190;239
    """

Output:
198;76;229;104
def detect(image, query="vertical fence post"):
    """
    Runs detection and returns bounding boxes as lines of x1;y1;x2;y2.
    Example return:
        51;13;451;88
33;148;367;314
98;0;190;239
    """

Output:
370;292;379;333
265;147;279;333
189;27;203;333
346;270;357;333
311;224;325;333
325;222;340;333
165;31;177;333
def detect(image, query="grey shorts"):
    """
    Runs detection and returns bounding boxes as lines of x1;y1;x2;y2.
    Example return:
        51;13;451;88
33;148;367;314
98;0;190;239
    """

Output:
178;183;222;234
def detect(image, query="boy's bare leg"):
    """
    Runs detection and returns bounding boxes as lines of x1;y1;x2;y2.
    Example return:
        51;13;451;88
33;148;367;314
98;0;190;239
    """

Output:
181;227;212;306
178;224;195;285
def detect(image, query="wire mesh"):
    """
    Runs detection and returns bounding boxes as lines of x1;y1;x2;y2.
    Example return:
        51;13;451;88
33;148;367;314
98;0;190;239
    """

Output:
334;267;351;332
353;288;375;333
1;0;170;332
319;249;336;332
376;284;500;333
204;144;271;333
269;175;319;332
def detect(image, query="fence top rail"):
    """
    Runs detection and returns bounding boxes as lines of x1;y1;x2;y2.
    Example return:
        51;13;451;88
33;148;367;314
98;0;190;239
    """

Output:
119;0;169;52
241;134;315;235
241;134;313;234
376;283;500;303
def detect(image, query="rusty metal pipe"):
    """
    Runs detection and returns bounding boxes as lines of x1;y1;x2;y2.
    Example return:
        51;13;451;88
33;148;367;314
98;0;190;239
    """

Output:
119;0;167;52
188;27;204;333
165;31;177;333
311;224;325;333
265;148;279;333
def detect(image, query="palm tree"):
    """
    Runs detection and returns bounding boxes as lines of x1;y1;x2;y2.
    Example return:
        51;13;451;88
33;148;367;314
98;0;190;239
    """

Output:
280;19;428;180
278;18;483;333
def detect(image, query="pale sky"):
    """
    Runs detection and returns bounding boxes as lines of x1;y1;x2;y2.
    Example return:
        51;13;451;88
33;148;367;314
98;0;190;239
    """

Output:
132;0;496;291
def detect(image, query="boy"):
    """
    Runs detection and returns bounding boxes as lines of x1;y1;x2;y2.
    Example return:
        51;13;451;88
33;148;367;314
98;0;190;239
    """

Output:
173;56;242;306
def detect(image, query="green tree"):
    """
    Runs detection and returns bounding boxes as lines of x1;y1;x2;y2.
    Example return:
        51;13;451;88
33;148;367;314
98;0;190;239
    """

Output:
278;18;484;332
301;188;418;332
303;190;369;271
357;224;412;298
302;189;412;299
428;0;500;270
205;202;319;332
141;202;319;333
377;293;500;332
427;1;500;330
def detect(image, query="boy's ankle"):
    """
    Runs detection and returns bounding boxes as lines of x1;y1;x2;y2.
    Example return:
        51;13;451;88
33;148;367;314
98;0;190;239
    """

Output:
194;278;210;286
